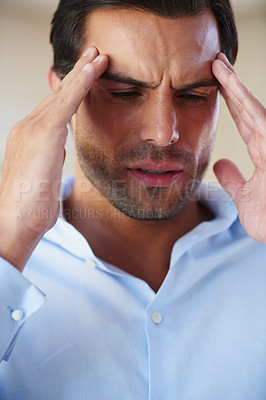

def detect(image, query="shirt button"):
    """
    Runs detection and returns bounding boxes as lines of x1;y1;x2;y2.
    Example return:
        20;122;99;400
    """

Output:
151;312;163;325
11;309;24;322
86;259;97;269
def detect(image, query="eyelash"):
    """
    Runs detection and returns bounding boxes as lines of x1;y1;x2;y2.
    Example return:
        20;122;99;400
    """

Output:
111;91;141;101
178;94;208;103
110;91;208;104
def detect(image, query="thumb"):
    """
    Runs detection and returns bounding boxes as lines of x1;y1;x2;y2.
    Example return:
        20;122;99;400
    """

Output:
213;159;247;205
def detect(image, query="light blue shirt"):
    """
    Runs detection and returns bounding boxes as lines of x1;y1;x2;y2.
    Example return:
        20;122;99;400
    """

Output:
0;179;266;400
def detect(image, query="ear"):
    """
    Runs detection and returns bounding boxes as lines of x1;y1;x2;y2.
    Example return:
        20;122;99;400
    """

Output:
47;67;61;92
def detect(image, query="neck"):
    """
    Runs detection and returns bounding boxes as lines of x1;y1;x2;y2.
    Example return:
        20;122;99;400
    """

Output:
64;176;213;292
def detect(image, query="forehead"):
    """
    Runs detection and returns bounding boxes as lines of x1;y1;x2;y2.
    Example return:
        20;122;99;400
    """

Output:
83;8;220;86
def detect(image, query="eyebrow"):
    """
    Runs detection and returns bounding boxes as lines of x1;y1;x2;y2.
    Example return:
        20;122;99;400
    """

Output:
99;71;218;91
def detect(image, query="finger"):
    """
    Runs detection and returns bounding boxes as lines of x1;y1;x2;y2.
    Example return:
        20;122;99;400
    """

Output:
61;46;99;86
30;47;100;117
35;55;108;128
47;54;108;127
212;59;266;133
213;158;246;206
216;52;236;74
219;86;253;144
213;59;265;119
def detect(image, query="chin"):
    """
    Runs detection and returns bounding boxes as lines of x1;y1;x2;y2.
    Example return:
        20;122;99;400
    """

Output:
108;195;192;221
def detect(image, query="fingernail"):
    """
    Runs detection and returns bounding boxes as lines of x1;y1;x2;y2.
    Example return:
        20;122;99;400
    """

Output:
92;55;105;63
218;52;235;72
82;63;92;72
82;55;106;71
82;47;95;57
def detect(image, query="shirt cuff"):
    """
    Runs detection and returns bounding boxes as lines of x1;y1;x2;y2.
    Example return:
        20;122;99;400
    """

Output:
0;258;46;362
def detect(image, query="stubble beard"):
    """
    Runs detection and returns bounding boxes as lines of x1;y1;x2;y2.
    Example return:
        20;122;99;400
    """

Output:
75;132;213;221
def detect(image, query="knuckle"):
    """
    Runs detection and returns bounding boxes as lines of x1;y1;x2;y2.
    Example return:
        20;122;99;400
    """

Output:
14;119;23;129
57;91;71;108
12;119;25;134
27;120;41;136
26;118;52;138
6;120;25;144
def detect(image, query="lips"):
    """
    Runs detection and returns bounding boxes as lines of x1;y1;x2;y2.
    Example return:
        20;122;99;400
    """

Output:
127;162;183;187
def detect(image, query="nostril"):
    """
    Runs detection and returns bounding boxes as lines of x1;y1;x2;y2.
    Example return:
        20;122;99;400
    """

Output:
145;138;156;144
170;130;179;145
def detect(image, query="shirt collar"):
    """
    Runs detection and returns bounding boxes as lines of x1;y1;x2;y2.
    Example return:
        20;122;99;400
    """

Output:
169;183;238;267
44;177;238;268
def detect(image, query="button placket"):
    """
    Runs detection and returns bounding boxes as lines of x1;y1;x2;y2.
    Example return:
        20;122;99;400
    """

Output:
146;307;166;400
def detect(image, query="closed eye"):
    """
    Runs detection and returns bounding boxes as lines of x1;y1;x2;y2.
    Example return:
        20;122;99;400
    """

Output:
177;93;208;103
109;91;210;104
110;91;142;101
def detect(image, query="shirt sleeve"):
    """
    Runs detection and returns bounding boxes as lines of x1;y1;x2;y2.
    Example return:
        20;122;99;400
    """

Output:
0;258;46;362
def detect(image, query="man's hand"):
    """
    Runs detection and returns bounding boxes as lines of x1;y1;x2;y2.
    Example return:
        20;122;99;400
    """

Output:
0;47;108;272
212;53;266;244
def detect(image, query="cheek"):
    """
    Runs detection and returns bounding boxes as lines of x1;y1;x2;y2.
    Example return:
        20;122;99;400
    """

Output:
201;95;220;144
180;96;219;150
78;92;141;149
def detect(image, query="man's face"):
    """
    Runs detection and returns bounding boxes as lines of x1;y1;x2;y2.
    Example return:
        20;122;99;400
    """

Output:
74;9;220;220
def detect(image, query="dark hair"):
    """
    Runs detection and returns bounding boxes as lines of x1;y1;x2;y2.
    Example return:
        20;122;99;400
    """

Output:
50;0;238;77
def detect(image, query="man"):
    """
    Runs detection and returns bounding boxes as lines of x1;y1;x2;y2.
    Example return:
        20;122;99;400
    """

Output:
0;0;265;398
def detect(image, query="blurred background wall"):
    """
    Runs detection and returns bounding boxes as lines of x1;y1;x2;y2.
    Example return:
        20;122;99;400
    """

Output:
0;0;265;181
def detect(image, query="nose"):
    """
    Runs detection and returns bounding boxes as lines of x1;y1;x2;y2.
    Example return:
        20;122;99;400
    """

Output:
140;96;180;147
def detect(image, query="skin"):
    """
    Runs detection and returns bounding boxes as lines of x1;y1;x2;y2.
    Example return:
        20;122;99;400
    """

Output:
72;10;220;222
0;9;265;292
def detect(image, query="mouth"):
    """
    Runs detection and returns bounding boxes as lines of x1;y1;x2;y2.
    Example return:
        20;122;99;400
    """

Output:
137;169;172;175
127;163;183;187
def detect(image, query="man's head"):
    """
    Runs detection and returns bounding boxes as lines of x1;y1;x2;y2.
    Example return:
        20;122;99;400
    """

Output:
49;1;238;221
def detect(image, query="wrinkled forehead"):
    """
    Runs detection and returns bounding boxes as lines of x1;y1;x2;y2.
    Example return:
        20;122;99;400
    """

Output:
83;8;220;86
